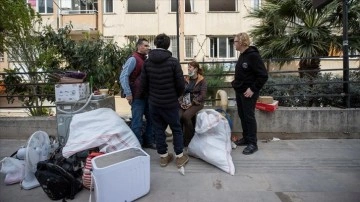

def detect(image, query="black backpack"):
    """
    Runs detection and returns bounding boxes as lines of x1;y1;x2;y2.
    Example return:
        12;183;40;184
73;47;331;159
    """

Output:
35;161;83;201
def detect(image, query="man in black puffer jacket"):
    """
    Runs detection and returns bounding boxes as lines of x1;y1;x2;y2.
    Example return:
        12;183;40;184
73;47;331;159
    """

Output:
141;33;189;168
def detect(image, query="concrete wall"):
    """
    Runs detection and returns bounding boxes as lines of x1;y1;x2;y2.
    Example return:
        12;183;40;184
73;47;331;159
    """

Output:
0;116;57;139
0;107;359;140
228;107;360;140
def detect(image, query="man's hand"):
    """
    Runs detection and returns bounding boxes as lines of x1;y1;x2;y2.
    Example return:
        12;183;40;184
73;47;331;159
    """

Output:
244;88;254;98
126;95;133;105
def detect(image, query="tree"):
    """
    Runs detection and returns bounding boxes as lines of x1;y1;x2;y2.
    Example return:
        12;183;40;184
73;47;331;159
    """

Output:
247;0;360;78
1;0;61;116
1;1;134;116
42;24;135;93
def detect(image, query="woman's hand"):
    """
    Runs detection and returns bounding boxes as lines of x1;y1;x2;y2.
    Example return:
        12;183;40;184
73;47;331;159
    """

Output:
181;103;192;109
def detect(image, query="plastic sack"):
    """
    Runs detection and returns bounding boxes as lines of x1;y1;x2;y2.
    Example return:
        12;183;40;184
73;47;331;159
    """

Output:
62;108;141;158
0;157;25;185
188;109;235;175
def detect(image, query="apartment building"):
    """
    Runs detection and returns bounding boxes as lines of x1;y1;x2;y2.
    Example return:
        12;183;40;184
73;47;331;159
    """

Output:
0;0;262;72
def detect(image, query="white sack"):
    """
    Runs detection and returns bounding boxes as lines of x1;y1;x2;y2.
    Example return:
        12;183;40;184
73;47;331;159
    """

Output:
188;109;235;175
62;108;140;158
0;157;25;185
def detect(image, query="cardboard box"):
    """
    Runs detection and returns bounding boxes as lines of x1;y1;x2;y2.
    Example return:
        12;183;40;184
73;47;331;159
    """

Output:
258;96;274;104
256;100;279;112
55;83;89;102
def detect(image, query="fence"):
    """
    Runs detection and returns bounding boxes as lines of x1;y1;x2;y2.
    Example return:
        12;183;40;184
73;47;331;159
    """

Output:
0;56;359;114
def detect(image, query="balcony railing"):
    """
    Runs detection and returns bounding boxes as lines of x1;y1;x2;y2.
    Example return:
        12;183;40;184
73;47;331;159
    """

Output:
0;58;359;113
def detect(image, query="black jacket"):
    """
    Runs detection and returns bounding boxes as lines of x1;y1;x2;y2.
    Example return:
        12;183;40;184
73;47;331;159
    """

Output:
232;46;268;93
141;48;185;108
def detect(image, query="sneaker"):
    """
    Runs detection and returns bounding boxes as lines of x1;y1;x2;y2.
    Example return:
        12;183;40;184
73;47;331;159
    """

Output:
160;153;173;167
242;144;258;155
176;154;189;168
234;138;248;146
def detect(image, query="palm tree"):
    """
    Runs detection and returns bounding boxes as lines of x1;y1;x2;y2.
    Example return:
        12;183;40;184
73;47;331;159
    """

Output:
247;0;359;78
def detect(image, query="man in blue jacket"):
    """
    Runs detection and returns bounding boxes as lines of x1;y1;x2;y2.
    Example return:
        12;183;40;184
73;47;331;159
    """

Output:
120;38;155;149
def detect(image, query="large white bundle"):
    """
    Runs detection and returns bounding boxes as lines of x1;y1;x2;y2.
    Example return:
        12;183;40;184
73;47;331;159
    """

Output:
188;109;235;175
62;108;140;158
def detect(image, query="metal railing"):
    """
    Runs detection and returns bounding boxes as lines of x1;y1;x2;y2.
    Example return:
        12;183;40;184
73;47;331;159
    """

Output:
0;57;359;112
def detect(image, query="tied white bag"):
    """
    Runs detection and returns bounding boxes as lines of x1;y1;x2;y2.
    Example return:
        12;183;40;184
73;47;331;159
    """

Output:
0;157;25;185
188;109;235;175
62;108;140;158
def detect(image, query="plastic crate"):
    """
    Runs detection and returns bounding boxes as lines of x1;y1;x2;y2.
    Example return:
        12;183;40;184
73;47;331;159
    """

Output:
91;147;150;202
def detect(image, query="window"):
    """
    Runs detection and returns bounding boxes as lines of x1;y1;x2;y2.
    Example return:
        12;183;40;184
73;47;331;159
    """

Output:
169;36;178;59
128;0;155;12
102;36;114;43
126;35;193;60
38;0;53;14
253;0;262;10
209;0;236;12
209;37;235;59
170;0;194;12
104;0;113;13
7;49;21;62
61;0;98;14
0;52;4;62
127;35;156;50
185;36;194;58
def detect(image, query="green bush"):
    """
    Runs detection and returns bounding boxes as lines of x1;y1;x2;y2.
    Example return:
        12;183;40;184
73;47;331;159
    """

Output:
260;70;360;107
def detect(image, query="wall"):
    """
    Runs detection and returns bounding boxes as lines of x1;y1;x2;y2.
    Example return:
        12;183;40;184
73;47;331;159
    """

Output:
1;107;359;140
228;107;360;140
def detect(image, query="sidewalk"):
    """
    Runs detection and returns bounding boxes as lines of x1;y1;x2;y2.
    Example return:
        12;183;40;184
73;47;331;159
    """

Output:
1;138;360;202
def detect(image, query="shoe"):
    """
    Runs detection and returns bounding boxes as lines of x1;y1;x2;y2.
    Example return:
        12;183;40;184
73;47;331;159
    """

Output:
160;153;173;167
234;138;248;146
176;154;189;168
143;143;157;150
242;144;258;155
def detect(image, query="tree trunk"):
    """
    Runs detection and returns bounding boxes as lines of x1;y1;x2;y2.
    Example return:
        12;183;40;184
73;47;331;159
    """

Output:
298;58;321;78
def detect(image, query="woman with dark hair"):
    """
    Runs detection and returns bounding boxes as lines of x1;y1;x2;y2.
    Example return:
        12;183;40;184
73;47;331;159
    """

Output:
179;60;208;147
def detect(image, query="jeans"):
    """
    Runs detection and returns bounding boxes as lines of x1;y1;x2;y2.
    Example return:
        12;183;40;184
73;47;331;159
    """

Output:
149;104;184;155
131;99;154;145
235;91;259;145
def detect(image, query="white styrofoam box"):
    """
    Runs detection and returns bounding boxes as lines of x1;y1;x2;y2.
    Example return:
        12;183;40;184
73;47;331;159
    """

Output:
91;147;150;202
55;83;89;102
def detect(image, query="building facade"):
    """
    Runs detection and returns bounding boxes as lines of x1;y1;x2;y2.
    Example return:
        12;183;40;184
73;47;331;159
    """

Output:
0;0;262;72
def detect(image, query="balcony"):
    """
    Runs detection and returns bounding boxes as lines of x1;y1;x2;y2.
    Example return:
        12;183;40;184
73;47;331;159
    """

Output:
60;9;98;31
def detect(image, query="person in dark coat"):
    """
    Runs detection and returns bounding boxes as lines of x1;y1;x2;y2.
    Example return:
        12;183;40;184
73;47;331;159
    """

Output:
141;33;189;168
232;32;268;155
178;60;207;147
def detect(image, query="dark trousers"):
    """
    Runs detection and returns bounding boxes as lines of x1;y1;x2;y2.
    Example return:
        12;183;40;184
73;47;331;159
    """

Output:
235;91;259;145
179;104;204;146
149;104;184;155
